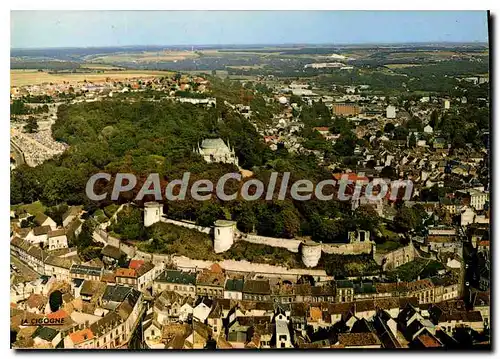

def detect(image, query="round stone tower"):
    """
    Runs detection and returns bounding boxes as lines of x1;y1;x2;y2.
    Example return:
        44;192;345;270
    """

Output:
214;220;236;253
301;240;322;268
144;202;163;227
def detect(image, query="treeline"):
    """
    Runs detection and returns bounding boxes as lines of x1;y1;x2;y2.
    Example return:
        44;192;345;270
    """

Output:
11;100;49;115
10;61;81;70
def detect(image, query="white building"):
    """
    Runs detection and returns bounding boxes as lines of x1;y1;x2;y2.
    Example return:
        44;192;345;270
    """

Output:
196;138;239;166
424;125;434;134
386;105;396;119
275;320;293;348
469;189;489;211
47;229;68;250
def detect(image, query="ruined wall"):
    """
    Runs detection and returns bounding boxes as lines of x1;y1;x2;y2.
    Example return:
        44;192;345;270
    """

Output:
373;243;416;271
171;256;331;280
321;242;373;255
239;234;302;252
160;218;212;234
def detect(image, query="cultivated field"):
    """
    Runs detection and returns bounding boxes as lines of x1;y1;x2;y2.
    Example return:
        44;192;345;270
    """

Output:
80;63;126;70
11;69;171;86
89;50;199;63
385;64;423;69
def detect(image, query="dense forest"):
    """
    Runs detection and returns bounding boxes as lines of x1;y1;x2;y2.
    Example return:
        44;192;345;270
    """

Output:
11;92;410;244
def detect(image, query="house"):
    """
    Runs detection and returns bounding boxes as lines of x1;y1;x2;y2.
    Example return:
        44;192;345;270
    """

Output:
433;138;447;149
224;278;244;300
430;276;460;302
26;226;51;245
336;333;382;348
143;317;163;345
290;302;308;334
423;125;433;134
79;280;105;302
43;255;74;281
472;291;490;329
161;323;191;349
327;302;353;326
115;261;155;291
34;214;57;230
101;245;125;265
398;303;436;341
193;297;213;323
207;302;223;338
62;206;82;228
242;279;271;302
31;326;62;348
153;270;196;297
336;280;354;303
91;286;143;348
372;310;402;348
64;328;95;349
25;293;47;314
434;310;484;334
227;316;271;348
10;237;46;273
196;264;225;299
272;281;296;304
409;333;443;348
47;229;68;250
246;321;274;349
275;319;293;348
185;321;212;349
69;264;103;281
154;290;194;324
456;189;489;211
274;303;291;322
354;299;377;319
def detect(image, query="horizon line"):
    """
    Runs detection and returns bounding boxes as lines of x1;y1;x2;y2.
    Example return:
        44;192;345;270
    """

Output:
11;40;490;51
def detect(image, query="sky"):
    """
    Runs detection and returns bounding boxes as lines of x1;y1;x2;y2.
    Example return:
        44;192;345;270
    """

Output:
11;11;489;48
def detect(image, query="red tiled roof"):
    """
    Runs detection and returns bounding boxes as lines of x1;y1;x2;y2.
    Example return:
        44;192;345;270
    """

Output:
69;328;94;345
115;268;136;278
47;309;68;320
129;260;144;270
209;263;223;273
333;173;369;182
416;334;441;348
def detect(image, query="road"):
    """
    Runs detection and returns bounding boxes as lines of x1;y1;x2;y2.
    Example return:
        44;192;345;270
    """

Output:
11;255;39;285
10;140;26;166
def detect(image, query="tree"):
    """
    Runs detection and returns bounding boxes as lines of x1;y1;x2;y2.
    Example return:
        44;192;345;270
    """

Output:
429;110;439;129
109;207;144;240
384;123;395;133
49;290;63;312
195;202;225;227
394;207;418;233
408;133;417;148
333;131;356;157
354;205;380;233
23;117;38;133
380;166;397;180
234;202;257;233
393;126;408;140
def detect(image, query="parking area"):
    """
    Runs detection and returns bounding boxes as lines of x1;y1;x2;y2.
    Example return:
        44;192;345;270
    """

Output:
11;255;39;285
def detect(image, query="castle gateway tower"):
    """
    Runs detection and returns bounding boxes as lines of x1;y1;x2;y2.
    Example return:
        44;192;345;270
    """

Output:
301;240;322;268
144;202;163;227
214;220;236;253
